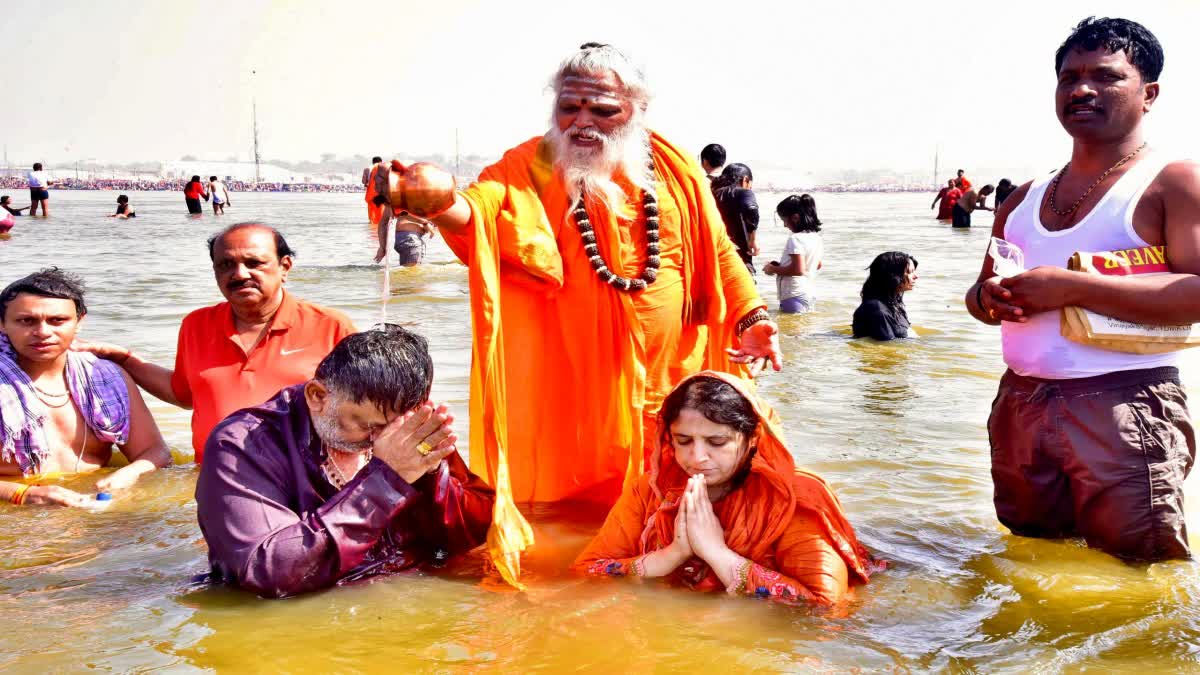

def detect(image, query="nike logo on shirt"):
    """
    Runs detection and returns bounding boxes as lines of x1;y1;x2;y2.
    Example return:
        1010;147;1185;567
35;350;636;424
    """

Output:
280;347;306;356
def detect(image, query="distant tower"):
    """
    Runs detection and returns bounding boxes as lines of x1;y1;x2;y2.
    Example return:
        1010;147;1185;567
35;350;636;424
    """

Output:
252;70;262;184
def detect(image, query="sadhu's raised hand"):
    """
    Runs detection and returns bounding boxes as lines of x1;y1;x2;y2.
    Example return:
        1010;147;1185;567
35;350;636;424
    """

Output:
373;402;458;484
726;318;783;377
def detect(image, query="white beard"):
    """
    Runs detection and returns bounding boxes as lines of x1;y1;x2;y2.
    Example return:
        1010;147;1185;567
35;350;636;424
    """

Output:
545;113;653;214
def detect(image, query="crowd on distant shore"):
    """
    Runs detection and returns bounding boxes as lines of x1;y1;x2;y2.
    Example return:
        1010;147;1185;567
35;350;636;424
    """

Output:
0;176;362;193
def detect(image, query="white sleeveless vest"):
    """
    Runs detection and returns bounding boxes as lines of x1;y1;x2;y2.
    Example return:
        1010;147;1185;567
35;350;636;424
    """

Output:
1000;152;1177;379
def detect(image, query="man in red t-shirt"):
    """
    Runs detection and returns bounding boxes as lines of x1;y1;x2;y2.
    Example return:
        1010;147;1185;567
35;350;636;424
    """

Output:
77;223;356;462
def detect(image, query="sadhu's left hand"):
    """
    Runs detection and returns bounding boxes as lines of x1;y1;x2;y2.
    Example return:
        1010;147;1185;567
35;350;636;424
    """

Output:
726;319;783;377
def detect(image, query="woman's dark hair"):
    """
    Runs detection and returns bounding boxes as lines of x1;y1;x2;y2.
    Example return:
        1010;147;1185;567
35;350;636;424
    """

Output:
776;194;822;233
660;376;758;440
190;175;201;184
116;195;129;204
861;251;917;307
0;267;87;319
315;324;433;414
1055;17;1163;82
711;162;753;193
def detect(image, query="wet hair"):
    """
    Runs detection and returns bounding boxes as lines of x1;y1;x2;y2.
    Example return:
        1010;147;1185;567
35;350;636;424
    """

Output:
190;175;201;183
0;196;8;204
861;251;918;307
32;163;42;171
660;376;758;441
552;42;650;110
701;144;727;169
956;169;964;176
981;184;995;193
206;222;297;261
776;194;822;233
997;178;1013;189
1055;17;1163;82
711;162;753;192
315;324;433;414
116;195;129;204
209;176;218;182
371;156;383;164
0;267;87;320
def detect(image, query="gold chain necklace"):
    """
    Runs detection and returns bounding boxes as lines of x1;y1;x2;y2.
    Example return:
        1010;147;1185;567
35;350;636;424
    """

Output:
1047;143;1147;218
321;445;373;489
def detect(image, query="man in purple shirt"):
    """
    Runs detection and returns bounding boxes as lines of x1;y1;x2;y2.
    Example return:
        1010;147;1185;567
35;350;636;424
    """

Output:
196;325;495;598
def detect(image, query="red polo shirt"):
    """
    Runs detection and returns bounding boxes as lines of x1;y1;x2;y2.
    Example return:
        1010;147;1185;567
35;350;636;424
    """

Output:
171;291;355;462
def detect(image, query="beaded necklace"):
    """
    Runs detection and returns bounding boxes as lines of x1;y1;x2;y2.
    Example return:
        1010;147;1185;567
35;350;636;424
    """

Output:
1047;142;1147;219
573;187;660;292
321;445;372;490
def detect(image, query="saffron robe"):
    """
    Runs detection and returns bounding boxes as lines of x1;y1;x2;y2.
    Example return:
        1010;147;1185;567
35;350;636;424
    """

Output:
365;165;384;225
440;132;764;585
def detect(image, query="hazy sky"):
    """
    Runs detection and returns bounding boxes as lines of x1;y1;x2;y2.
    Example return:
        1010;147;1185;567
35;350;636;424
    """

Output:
5;0;1198;175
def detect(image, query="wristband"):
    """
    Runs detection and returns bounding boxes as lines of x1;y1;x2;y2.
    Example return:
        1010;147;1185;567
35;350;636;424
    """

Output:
10;484;29;505
736;309;771;337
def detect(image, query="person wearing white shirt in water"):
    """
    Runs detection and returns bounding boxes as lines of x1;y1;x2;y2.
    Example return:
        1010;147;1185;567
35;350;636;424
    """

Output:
764;194;824;313
26;163;51;217
209;176;231;215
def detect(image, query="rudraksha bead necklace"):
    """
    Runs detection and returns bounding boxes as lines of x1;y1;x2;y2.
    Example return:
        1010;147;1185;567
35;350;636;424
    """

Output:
573;188;660;292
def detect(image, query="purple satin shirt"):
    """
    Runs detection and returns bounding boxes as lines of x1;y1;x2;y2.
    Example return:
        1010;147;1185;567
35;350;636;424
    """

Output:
195;384;495;598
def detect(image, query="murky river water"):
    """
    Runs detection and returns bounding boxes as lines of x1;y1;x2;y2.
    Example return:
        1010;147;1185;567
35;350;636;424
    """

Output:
1;190;1197;672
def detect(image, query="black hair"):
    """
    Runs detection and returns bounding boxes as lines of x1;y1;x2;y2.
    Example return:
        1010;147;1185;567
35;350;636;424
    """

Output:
711;162;753;193
190;175;201;184
1055;16;1163;82
32;163;42;171
206;222;297;261
981;184;995;193
956;169;965;175
701;143;727;169
314;324;433;414
861;251;917;307
371;156;383;164
0;267;87;319
209;176;218;181
116;195;129;204
0;196;9;204
776;194;822;233
997;178;1013;189
660;376;758;440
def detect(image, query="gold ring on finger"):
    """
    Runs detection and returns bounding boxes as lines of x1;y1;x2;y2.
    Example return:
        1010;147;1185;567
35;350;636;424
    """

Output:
417;440;434;456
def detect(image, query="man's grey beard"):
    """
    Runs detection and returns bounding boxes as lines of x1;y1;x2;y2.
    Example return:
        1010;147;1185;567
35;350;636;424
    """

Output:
312;404;374;454
546;114;653;213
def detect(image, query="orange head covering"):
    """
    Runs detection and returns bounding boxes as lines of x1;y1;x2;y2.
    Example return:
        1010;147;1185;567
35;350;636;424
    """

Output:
639;371;877;587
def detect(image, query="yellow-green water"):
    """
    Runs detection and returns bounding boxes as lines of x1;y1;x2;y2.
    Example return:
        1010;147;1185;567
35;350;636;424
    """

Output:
1;190;1197;672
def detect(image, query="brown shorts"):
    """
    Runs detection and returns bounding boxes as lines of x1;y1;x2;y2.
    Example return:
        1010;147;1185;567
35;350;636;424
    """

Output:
988;366;1195;561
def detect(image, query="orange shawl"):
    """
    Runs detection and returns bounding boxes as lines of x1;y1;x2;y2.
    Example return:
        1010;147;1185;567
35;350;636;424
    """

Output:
444;133;761;589
638;371;877;589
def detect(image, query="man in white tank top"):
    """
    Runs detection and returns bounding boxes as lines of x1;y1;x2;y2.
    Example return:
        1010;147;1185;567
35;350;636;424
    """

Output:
964;17;1200;562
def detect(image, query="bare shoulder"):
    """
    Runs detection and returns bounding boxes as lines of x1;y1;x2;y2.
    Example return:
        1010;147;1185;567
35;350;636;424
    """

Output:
1155;160;1200;196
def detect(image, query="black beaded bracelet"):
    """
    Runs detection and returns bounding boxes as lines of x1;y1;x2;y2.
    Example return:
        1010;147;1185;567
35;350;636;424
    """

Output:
736;309;771;337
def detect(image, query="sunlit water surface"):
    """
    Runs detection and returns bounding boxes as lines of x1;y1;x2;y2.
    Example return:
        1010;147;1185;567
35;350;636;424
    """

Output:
1;190;1197;672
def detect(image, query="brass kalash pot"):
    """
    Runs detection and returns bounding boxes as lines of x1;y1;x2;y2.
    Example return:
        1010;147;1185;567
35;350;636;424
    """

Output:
385;161;457;219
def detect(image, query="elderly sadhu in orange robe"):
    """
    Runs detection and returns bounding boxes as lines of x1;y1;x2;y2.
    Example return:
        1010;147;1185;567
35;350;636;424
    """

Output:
388;43;782;586
574;371;880;604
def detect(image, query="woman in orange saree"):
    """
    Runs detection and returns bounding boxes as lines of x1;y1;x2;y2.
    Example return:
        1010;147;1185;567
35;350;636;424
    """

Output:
573;371;880;605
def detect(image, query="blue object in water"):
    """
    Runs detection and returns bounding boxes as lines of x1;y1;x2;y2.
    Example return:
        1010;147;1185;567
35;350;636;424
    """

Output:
96;492;113;501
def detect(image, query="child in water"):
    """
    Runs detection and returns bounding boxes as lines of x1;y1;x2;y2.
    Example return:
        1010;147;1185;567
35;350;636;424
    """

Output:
108;195;136;219
764;195;823;313
107;194;135;218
